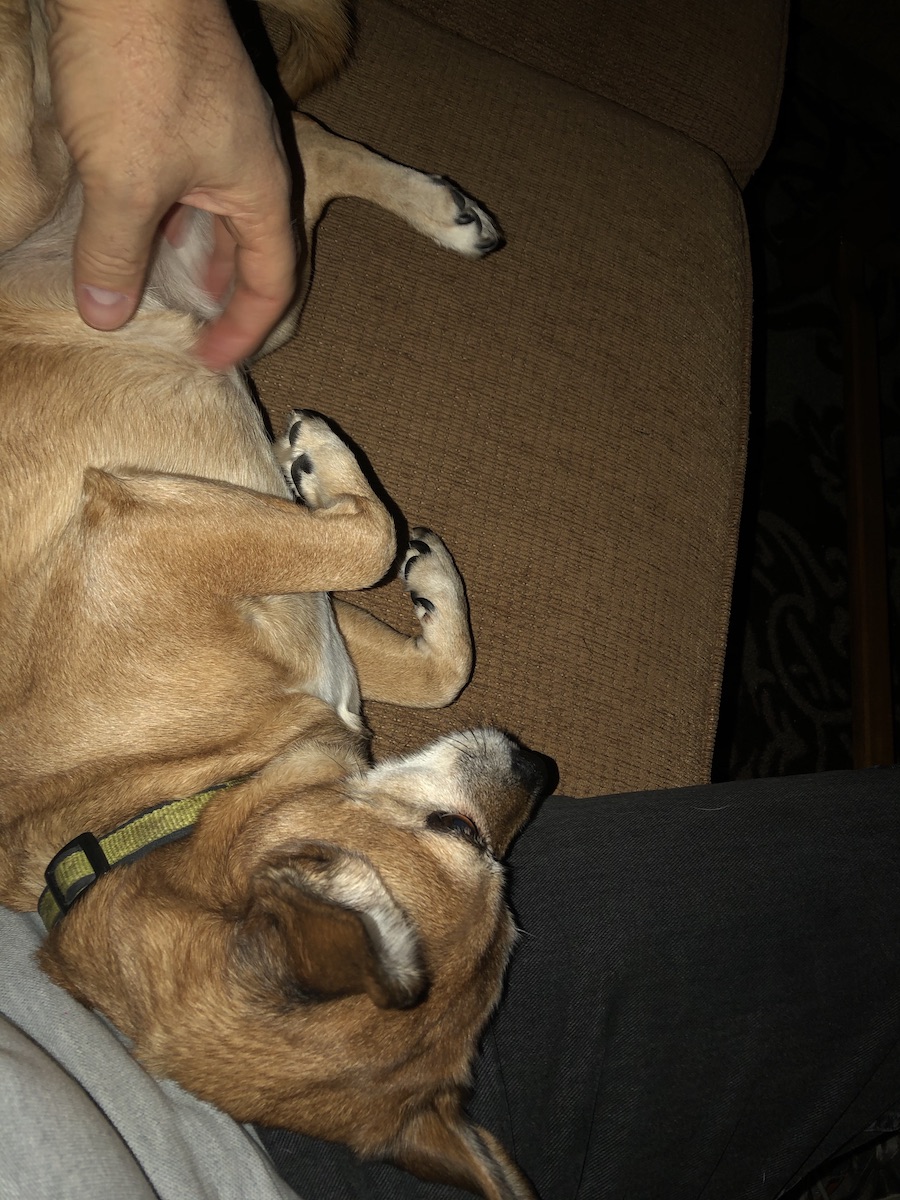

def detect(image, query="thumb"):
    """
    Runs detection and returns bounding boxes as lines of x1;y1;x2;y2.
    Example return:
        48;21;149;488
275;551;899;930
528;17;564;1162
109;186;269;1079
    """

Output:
73;191;162;331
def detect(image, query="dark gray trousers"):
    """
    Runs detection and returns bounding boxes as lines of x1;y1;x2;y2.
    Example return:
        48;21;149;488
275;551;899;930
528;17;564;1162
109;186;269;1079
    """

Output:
259;768;900;1199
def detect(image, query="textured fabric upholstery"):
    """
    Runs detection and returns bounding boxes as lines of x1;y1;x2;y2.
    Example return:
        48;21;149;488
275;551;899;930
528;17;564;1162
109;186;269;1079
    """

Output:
253;0;754;796
388;0;790;185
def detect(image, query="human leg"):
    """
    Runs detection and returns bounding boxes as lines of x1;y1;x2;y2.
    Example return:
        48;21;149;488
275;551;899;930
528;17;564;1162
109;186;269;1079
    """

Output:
259;768;900;1199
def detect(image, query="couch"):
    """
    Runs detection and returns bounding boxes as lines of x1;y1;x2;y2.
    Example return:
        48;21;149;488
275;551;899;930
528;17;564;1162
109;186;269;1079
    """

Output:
256;0;790;797
1;2;794;1196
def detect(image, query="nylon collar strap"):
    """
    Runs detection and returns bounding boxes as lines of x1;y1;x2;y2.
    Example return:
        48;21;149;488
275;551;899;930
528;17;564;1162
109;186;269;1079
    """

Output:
38;778;245;932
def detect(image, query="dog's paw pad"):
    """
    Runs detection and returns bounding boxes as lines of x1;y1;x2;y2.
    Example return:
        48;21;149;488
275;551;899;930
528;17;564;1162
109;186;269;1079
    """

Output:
276;410;351;508
402;528;464;623
428;178;502;259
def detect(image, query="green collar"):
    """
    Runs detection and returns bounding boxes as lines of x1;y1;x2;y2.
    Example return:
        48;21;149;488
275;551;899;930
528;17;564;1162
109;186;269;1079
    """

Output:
39;777;246;932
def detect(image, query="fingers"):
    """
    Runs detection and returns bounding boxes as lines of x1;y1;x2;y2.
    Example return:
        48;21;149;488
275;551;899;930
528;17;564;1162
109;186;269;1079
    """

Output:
203;217;239;304
161;204;191;249
73;185;165;330
49;0;298;368
74;182;297;370
195;210;298;372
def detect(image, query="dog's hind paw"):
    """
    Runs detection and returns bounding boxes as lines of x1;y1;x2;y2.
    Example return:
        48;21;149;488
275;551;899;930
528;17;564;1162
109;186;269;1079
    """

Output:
406;175;502;259
441;180;502;257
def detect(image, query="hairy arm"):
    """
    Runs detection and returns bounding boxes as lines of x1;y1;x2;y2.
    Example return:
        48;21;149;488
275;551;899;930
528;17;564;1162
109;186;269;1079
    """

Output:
46;0;296;370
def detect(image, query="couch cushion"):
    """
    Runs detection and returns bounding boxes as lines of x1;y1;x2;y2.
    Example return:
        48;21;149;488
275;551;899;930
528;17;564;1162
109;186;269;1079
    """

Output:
389;0;789;185
253;0;751;797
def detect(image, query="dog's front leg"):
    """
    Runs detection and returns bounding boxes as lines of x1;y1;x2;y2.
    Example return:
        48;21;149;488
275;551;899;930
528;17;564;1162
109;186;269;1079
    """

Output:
333;529;473;708
82;412;395;598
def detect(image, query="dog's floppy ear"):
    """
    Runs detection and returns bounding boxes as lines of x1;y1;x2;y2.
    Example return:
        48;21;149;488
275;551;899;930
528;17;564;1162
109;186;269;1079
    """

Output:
235;842;428;1009
392;1090;535;1200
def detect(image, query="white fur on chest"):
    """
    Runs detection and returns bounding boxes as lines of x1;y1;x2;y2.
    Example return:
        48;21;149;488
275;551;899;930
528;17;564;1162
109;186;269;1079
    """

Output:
304;593;363;731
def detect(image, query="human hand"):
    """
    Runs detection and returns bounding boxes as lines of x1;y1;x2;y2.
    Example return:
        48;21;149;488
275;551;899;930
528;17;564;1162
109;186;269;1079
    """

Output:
46;0;296;371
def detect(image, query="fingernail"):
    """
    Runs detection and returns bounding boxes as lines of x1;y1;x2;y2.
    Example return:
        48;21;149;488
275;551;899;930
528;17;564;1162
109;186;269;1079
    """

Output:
77;284;133;330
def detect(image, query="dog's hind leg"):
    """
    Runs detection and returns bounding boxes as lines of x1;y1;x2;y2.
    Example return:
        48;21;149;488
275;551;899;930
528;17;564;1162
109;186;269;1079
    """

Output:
255;114;501;356
258;0;352;101
333;529;473;708
293;113;502;259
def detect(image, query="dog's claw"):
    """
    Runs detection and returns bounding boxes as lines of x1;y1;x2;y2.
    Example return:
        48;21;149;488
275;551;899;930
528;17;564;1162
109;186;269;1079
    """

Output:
403;534;433;580
401;529;466;627
428;178;502;258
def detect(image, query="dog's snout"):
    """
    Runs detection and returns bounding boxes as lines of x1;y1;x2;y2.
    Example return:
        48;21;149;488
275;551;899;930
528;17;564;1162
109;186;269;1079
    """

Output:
512;745;558;799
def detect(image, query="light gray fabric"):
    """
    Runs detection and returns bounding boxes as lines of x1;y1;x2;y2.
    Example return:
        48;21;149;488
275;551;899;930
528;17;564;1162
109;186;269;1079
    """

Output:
0;906;301;1200
0;1018;158;1200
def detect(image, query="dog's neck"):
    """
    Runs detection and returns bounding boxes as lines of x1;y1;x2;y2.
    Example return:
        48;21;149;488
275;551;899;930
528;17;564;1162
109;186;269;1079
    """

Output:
38;774;251;931
0;697;370;912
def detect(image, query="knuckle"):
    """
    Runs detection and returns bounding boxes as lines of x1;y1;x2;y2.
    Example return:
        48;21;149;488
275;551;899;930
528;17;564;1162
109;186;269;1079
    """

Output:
76;239;146;279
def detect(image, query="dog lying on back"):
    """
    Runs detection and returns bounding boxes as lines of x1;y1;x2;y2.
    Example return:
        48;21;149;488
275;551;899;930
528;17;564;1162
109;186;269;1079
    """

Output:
0;1;554;1196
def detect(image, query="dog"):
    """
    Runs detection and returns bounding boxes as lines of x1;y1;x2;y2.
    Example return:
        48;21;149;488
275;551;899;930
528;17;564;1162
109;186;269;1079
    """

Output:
0;1;555;1197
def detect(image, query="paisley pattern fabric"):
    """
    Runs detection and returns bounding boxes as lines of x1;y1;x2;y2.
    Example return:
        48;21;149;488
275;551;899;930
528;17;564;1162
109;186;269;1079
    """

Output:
720;69;900;780
791;1133;900;1200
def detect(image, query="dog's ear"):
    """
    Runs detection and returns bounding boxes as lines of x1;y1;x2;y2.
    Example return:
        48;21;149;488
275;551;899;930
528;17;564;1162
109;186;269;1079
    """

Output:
235;842;428;1009
392;1091;535;1200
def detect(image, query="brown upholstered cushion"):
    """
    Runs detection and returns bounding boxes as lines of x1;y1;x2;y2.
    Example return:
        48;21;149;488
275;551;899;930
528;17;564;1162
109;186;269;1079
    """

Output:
252;0;751;797
389;0;789;186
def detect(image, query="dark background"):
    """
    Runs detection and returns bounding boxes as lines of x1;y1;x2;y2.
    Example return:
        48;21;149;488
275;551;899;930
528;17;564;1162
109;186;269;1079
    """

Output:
714;0;900;781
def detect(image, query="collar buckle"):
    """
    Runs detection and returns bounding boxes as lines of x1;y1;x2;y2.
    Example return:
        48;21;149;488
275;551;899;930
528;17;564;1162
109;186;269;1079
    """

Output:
38;774;250;932
43;831;111;919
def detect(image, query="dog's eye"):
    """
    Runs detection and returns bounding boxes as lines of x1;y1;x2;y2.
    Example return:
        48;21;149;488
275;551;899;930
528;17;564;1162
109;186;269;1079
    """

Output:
427;811;482;844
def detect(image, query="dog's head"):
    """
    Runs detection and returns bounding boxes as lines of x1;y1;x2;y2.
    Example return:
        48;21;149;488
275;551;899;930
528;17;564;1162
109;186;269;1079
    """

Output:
224;727;553;1198
43;728;553;1200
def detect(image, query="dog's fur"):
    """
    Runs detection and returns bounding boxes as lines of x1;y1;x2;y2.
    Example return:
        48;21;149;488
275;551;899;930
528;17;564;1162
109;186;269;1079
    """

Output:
0;2;553;1196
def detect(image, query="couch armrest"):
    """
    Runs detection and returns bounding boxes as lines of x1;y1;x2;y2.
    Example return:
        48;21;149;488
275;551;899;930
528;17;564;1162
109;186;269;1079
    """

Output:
390;0;789;184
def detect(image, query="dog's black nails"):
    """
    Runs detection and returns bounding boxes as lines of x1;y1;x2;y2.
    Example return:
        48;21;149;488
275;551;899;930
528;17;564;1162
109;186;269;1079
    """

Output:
409;539;431;556
290;454;313;490
411;593;436;615
288;419;303;445
455;211;476;226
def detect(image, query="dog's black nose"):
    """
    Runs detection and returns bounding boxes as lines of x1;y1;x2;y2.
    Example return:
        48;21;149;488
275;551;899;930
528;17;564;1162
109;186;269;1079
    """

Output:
512;746;558;799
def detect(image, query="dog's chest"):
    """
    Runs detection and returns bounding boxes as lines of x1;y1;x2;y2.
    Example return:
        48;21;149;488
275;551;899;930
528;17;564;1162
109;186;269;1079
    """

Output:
303;593;362;730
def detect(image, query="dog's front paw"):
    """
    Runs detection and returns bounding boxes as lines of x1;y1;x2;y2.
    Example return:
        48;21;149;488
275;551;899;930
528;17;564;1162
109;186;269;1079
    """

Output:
401;528;473;698
402;528;468;626
276;410;360;509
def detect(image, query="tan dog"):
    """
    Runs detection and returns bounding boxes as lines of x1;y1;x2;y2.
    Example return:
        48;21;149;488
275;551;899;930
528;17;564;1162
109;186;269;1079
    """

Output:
0;1;554;1197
